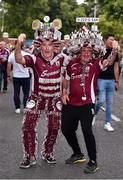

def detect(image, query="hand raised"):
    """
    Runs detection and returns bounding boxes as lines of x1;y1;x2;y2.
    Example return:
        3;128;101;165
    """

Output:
18;33;26;45
112;40;118;49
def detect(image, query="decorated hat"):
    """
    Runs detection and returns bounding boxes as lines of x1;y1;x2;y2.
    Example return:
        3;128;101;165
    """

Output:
32;16;62;44
67;26;106;58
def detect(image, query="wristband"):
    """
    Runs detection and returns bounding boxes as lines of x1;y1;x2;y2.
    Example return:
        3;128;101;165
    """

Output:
115;80;119;83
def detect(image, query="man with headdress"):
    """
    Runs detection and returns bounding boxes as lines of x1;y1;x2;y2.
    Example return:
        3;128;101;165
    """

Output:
15;20;69;168
61;30;118;173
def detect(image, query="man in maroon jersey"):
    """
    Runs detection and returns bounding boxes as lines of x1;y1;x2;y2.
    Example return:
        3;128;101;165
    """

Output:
61;40;118;173
0;41;10;93
15;30;69;168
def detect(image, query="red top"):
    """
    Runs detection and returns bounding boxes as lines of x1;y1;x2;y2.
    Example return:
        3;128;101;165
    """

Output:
66;57;102;106
0;48;10;69
24;53;67;97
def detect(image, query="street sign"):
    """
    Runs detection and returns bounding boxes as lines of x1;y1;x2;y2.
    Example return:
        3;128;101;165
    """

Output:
76;17;99;23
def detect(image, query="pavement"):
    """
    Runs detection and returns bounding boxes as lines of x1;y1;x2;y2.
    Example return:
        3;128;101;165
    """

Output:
0;75;123;179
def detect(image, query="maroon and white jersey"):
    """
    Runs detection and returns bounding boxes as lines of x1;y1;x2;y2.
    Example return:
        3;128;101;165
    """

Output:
66;57;102;106
24;53;69;97
0;48;10;66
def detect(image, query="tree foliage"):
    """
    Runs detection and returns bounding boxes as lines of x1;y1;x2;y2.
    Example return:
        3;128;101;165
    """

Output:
97;0;123;39
1;0;86;38
0;0;123;40
2;0;50;38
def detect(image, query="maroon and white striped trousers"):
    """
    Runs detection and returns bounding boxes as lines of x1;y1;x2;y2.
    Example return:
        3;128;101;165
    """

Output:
22;94;61;159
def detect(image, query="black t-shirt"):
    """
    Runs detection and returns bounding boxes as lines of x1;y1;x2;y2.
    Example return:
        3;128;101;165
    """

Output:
99;48;119;80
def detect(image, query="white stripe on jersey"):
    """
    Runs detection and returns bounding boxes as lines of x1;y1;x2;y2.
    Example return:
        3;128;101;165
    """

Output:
91;74;96;103
38;92;60;97
39;77;61;84
39;84;60;91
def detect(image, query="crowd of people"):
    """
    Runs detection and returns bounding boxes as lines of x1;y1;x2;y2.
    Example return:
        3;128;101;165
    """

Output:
0;17;122;174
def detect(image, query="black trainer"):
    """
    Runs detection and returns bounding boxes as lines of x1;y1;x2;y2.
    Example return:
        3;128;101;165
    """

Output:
65;153;86;164
41;154;56;164
84;160;99;173
20;156;36;169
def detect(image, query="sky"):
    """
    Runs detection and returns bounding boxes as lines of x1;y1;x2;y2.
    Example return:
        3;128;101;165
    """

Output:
76;0;85;4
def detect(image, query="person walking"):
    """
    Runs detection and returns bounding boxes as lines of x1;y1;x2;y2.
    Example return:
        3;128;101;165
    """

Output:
0;41;10;93
94;34;119;131
7;48;31;113
15;21;69;168
61;38;118;173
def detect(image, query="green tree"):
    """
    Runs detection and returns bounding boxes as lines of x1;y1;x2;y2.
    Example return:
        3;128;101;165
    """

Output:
97;0;123;39
84;0;123;39
2;0;86;38
3;0;50;38
2;0;123;40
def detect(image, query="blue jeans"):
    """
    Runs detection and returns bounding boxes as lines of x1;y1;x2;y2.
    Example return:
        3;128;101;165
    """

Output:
95;79;115;124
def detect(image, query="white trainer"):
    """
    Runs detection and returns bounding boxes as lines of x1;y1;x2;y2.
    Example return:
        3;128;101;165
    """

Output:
104;122;114;132
15;108;21;114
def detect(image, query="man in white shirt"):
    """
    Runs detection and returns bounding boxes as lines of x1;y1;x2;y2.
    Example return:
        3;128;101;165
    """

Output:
7;50;31;113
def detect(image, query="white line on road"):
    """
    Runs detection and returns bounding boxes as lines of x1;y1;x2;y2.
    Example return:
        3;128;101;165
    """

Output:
101;106;121;122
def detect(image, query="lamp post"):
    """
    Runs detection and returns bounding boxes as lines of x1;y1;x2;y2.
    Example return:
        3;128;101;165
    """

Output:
91;0;98;32
94;0;97;18
76;0;99;32
0;0;4;33
1;1;4;33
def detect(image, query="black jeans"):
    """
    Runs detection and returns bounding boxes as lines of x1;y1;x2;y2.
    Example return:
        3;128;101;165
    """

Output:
3;68;7;91
13;77;30;109
61;103;97;161
0;65;2;91
0;65;7;91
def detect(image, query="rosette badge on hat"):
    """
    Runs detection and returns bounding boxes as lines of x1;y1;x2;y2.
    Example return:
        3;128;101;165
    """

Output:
52;19;62;30
32;19;41;30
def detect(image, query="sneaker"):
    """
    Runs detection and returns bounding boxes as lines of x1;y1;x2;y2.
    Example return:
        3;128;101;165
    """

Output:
104;122;114;132
15;108;21;114
84;160;99;174
65;153;86;164
41;154;56;164
19;156;36;169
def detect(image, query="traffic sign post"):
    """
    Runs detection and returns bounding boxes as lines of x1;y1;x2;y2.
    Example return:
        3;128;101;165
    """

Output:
76;17;99;23
76;17;99;32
